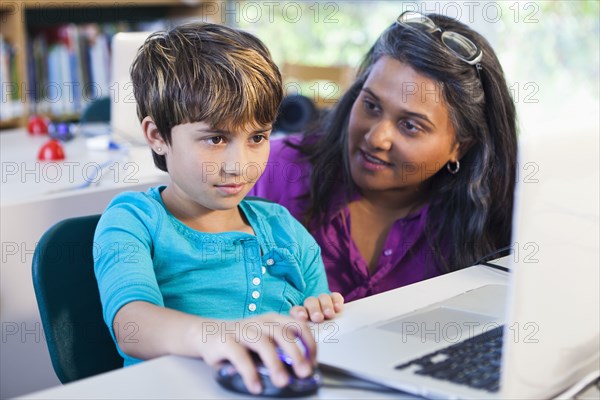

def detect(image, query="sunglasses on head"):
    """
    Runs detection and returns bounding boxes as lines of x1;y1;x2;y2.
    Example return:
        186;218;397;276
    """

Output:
396;11;483;76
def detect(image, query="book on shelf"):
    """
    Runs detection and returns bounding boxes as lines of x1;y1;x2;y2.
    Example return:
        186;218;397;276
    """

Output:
0;35;24;122
26;20;168;122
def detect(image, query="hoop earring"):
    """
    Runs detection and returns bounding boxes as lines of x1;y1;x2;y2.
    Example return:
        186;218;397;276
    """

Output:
447;160;460;174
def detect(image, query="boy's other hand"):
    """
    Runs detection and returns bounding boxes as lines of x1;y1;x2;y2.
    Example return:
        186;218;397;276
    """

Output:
291;292;344;323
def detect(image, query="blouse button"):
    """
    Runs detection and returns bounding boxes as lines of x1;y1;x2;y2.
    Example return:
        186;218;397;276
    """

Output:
252;291;260;299
266;258;275;266
252;277;261;285
383;249;393;256
248;303;257;312
261;266;266;275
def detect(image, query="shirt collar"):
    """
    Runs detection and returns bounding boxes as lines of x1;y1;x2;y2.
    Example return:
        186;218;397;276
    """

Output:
325;187;431;224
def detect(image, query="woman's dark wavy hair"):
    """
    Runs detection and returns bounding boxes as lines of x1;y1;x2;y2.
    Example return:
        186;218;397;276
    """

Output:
293;14;518;272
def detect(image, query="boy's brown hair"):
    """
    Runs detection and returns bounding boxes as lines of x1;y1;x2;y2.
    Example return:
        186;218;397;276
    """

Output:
130;22;283;171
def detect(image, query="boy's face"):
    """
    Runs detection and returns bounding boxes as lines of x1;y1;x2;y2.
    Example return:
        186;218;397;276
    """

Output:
163;120;271;212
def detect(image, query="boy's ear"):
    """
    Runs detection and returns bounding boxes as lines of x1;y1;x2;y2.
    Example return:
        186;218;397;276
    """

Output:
141;116;166;153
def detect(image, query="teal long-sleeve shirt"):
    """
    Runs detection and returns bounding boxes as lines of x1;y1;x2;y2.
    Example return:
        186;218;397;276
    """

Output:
94;186;330;366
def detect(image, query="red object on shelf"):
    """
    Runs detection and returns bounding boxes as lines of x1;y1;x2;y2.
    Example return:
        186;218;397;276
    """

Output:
38;140;65;161
27;115;50;135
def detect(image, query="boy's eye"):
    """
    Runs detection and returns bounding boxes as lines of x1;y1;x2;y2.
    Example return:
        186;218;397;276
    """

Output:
251;135;266;144
209;136;224;144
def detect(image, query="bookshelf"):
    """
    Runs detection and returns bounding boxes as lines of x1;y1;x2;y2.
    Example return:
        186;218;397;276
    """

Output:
0;0;216;130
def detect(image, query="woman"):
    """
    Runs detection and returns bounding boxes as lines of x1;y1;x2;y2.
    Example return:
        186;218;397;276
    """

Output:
250;12;517;302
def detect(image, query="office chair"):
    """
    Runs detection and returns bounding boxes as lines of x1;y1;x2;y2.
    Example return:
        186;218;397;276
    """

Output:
274;95;318;133
79;96;111;124
32;215;123;383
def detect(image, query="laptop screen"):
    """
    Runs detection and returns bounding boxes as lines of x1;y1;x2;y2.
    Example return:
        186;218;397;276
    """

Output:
501;123;600;398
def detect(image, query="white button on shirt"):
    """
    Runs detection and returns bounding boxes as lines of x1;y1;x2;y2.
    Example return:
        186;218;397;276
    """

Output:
252;277;261;285
252;291;260;299
262;266;266;275
266;258;275;266
248;303;257;312
383;249;393;256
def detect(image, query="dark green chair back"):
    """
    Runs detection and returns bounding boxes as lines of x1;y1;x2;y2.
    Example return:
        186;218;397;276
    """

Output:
32;215;122;383
79;97;111;124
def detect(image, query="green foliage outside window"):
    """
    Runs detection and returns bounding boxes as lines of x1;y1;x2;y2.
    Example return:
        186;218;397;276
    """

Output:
238;1;599;130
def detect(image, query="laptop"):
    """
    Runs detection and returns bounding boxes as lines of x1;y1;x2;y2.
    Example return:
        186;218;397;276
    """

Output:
110;32;152;141
317;123;600;399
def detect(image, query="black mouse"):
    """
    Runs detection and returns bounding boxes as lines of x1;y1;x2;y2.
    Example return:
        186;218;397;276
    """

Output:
215;350;322;397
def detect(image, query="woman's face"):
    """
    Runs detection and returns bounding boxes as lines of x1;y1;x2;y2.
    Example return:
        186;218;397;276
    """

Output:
347;56;460;196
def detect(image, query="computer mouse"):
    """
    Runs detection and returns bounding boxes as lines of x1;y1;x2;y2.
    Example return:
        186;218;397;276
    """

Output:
215;350;322;397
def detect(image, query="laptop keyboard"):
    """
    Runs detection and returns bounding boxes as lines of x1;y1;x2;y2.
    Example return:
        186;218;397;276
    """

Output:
394;325;504;393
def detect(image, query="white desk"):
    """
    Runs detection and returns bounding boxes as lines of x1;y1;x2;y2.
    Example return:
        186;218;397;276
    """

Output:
1;128;169;398
19;265;508;399
19;355;414;400
1;128;167;206
19;263;598;399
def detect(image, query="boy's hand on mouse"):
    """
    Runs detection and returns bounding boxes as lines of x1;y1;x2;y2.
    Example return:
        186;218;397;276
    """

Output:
291;292;344;323
199;313;315;394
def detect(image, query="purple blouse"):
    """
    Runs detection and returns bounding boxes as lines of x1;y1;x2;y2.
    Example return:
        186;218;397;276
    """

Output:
249;135;444;302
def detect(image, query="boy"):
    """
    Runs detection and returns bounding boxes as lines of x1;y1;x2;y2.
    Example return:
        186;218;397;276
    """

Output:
94;22;343;395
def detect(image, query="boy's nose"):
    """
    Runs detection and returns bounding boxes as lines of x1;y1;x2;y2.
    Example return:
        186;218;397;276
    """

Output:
222;161;241;175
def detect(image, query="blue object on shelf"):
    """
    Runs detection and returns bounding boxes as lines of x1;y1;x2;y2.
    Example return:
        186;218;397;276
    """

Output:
48;122;76;141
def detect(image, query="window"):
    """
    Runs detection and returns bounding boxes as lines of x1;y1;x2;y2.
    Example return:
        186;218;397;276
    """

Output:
234;0;599;133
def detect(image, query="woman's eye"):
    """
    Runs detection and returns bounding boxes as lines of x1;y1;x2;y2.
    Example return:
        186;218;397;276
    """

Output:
399;120;421;135
363;98;379;113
